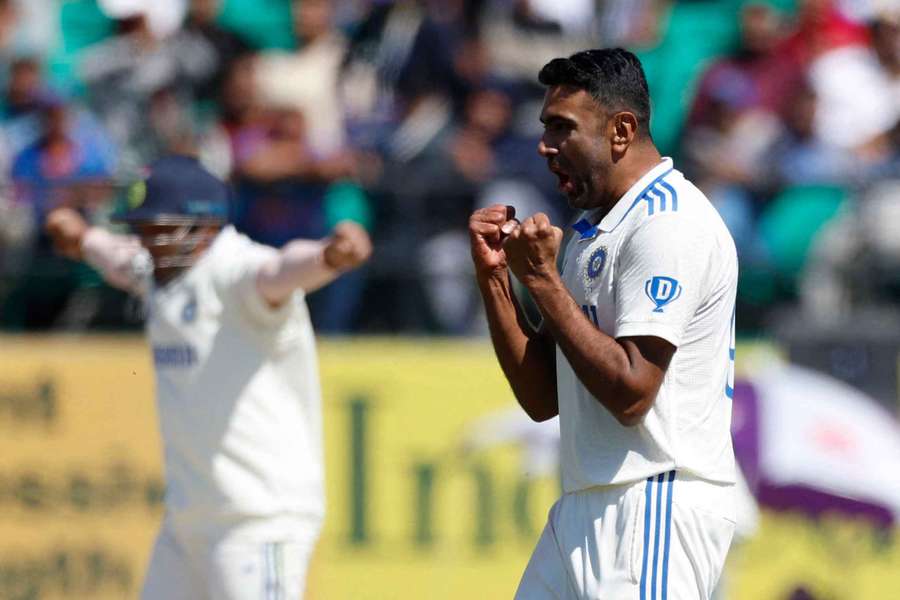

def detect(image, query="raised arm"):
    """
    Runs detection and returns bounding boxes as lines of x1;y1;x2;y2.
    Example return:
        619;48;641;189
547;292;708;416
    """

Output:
503;213;674;427
45;207;149;294
470;205;558;422
255;220;371;307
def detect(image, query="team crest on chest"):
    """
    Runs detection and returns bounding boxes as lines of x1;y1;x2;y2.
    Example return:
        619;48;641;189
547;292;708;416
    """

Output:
182;291;198;323
586;246;607;279
581;245;608;290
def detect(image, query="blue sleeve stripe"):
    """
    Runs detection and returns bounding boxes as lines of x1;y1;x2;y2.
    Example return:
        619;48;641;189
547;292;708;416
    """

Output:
610;168;674;231
659;179;679;211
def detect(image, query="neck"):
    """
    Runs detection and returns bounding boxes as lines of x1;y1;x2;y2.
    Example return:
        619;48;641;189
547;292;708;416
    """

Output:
595;142;663;214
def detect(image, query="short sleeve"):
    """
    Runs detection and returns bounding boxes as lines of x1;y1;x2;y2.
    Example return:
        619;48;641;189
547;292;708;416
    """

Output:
214;234;303;328
614;215;710;347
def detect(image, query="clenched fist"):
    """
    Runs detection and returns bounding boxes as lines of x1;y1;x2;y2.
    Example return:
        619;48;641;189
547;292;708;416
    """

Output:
502;213;563;287
45;207;89;260
469;204;519;279
323;220;372;271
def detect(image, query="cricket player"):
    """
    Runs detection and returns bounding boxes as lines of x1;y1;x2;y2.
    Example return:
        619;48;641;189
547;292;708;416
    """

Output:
469;49;738;599
45;154;371;599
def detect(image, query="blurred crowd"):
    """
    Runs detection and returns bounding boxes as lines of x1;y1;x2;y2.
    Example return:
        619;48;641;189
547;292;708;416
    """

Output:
0;0;896;334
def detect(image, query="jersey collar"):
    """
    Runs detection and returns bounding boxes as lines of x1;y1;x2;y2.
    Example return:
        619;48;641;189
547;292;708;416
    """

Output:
595;157;674;233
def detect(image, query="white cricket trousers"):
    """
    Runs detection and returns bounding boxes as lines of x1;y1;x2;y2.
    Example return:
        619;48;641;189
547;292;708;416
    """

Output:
141;513;321;600
515;470;735;600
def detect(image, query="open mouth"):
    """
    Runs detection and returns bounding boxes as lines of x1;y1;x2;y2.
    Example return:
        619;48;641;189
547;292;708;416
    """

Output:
549;162;576;197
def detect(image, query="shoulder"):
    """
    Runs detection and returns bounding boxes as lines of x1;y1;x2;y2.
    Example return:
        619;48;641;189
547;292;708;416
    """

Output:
622;171;729;254
626;170;710;229
207;227;277;284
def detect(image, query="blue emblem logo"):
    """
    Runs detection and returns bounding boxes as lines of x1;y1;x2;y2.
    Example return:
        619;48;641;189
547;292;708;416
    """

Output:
587;247;607;279
182;294;197;323
644;276;682;312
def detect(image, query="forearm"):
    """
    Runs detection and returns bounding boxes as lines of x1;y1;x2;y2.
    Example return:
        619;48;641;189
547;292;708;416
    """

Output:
81;227;148;293
479;272;558;422
256;239;339;305
528;275;649;426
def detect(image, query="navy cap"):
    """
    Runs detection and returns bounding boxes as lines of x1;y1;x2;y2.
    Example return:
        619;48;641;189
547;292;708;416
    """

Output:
115;154;230;225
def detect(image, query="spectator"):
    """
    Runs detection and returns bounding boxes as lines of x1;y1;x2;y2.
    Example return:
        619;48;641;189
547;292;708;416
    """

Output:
213;54;364;332
11;96;116;218
255;0;349;158
2;95;117;330
778;0;869;68
870;13;900;106
689;2;796;127
682;67;780;262
766;82;855;186
173;0;251;104
481;0;589;85
806;27;897;152
341;0;479;147
6;0;59;60
0;57;49;159
0;0;16;62
81;4;215;168
594;0;669;47
365;83;553;333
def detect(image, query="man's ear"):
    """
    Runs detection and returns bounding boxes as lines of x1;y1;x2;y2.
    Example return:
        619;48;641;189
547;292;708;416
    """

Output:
611;111;638;151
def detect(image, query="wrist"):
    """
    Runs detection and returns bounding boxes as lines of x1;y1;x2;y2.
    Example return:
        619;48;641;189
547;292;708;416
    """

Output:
476;267;509;289
522;267;563;295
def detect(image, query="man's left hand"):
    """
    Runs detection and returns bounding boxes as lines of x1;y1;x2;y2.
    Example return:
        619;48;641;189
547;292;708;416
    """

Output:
323;221;372;272
502;213;563;287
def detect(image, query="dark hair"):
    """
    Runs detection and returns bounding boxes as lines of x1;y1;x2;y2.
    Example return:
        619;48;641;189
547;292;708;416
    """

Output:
538;48;652;135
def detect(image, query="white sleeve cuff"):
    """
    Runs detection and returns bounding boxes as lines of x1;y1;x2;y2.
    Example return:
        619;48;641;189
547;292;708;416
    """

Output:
237;267;302;327
615;320;683;348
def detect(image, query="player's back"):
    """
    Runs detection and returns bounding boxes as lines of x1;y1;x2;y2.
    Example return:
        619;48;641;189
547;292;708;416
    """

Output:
146;226;325;524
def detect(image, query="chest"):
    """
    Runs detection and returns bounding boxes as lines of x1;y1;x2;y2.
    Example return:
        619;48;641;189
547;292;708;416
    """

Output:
146;276;222;370
561;231;625;331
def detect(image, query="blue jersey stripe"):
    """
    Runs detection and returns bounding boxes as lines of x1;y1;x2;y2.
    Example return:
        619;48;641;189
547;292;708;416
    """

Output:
636;175;680;219
659;179;679;211
654;185;667;212
651;472;665;599
609;168;674;231
661;470;676;600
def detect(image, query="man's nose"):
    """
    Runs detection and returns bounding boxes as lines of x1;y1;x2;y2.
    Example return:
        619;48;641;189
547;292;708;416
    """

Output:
537;139;558;157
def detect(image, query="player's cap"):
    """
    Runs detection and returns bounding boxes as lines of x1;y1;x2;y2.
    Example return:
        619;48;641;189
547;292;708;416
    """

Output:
114;154;229;226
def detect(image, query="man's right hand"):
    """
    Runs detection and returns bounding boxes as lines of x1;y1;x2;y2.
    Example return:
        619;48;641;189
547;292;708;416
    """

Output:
468;204;518;279
45;207;88;260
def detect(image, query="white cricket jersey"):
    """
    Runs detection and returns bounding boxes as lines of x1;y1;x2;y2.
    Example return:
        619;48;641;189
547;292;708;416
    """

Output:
88;226;324;523
557;158;738;491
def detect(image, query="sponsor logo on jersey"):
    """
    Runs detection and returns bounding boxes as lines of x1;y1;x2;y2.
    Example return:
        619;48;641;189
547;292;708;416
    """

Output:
153;344;198;368
644;276;682;313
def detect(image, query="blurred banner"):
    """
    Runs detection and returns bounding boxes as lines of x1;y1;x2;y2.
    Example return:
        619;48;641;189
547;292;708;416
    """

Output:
0;337;898;600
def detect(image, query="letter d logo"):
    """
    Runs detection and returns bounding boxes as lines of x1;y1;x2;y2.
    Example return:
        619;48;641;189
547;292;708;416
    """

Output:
645;276;682;313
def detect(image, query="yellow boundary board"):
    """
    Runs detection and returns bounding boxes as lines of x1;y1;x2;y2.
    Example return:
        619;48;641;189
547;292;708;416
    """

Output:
0;336;897;599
